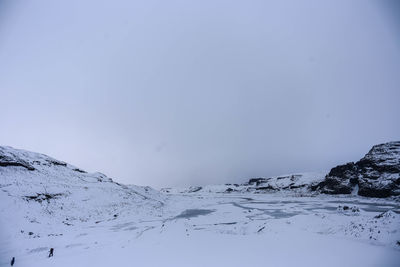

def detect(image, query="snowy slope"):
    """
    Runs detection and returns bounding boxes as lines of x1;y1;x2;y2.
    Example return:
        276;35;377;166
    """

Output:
0;146;164;222
0;146;165;265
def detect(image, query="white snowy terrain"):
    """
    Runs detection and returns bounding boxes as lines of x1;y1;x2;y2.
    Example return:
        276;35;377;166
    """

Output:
161;171;327;194
1;146;400;267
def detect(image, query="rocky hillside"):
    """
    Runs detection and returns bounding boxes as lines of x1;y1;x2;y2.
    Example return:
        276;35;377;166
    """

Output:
313;141;400;198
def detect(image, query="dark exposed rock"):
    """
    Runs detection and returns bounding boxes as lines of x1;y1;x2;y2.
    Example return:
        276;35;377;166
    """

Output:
314;141;400;198
357;184;393;198
282;183;307;190
248;178;271;186
374;210;395;219
187;186;202;193
281;183;295;190
338;205;360;213
315;176;353;195
257;226;265;233
255;185;276;191
73;168;87;173
277;175;301;181
248;178;269;185
289;184;307;189
0;151;35;171
0;159;35;171
24;193;64;203
47;159;67;167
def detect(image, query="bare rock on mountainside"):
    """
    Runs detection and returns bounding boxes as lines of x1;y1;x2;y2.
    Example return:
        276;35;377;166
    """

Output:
0;147;35;171
314;141;400;198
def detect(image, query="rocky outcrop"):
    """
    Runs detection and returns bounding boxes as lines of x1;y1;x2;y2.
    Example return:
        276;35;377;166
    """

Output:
0;147;35;171
314;141;400;198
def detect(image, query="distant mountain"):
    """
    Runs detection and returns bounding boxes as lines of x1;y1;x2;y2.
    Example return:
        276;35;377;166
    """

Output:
161;172;326;195
313;141;400;198
162;142;400;198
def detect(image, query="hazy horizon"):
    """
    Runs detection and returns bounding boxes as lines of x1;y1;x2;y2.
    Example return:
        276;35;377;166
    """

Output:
1;0;400;188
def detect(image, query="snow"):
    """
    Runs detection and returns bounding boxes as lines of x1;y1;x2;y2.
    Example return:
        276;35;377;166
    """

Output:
161;172;326;194
1;146;400;266
364;141;400;167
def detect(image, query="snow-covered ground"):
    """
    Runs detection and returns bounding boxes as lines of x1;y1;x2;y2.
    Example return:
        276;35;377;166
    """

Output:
1;146;400;266
2;192;400;267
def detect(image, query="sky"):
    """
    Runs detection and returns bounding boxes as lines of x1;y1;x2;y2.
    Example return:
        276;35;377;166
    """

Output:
0;0;399;188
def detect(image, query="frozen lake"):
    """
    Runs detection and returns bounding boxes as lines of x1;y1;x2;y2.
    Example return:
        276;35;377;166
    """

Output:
1;192;400;267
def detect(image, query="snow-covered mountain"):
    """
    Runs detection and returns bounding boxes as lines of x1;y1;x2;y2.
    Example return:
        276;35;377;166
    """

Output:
164;141;400;199
1;145;400;267
0;146;164;241
161;172;326;195
314;141;400;197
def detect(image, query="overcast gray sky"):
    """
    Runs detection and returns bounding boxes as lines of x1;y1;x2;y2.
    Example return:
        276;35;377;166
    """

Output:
1;0;399;188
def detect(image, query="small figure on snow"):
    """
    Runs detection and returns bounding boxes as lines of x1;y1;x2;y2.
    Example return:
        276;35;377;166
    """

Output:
48;248;54;257
10;257;15;266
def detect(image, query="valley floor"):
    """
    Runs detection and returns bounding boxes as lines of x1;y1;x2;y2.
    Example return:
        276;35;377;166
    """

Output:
1;192;400;267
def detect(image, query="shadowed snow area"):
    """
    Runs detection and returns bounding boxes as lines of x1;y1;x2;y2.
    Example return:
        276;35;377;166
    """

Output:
1;146;400;267
174;209;215;219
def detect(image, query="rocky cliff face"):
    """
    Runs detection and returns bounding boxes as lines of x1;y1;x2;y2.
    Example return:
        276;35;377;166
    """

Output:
314;141;400;198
